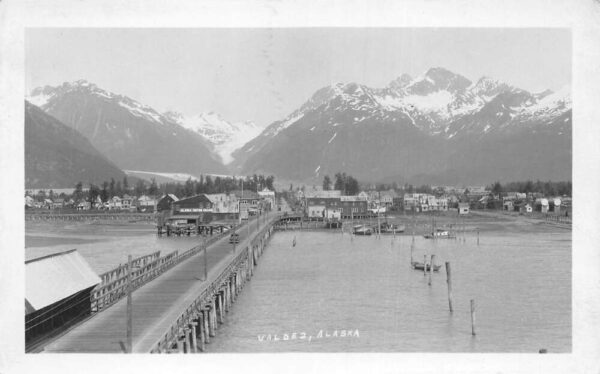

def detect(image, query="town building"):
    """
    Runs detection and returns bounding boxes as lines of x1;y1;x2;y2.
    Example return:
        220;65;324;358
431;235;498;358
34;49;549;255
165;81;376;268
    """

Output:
258;187;276;211
458;202;470;215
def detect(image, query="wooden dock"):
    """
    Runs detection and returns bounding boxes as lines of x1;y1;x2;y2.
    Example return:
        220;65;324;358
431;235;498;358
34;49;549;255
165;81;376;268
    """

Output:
40;212;278;353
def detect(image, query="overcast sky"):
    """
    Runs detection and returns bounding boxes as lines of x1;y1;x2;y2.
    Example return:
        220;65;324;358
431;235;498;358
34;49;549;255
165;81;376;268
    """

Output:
26;28;571;127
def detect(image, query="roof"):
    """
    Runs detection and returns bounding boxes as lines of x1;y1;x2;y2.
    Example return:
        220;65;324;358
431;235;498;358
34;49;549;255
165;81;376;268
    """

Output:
25;249;100;313
173;194;212;206
168;194;179;201
167;214;201;220
230;190;259;200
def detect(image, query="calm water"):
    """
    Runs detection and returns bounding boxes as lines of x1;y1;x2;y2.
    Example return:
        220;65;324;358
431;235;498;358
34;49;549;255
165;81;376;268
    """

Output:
207;229;571;353
25;221;202;273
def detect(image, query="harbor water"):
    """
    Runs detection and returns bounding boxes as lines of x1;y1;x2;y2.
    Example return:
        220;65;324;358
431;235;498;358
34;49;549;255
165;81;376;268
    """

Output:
207;229;571;353
25;218;571;352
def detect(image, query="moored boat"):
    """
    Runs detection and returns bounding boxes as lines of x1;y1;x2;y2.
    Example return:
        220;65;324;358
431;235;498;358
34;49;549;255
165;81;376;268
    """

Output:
424;228;455;239
411;261;441;272
353;225;373;236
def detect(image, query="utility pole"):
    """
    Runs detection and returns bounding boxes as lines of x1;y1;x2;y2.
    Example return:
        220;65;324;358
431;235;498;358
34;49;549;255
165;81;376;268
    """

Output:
126;254;133;354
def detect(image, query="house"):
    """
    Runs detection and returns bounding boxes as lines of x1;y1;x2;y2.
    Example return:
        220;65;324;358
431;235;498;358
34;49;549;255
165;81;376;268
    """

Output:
136;195;156;212
458;202;470;215
109;196;122;210
76;201;91;211
357;191;369;201
25;195;34;208
380;190;397;209
43;199;53;209
157;194;179;212
25;249;101;347
52;198;64;209
514;201;532;213
503;201;514;211
121;194;134;210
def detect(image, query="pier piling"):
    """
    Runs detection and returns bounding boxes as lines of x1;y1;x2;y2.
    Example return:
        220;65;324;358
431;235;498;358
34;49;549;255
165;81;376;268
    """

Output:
470;299;476;336
428;254;435;286
423;255;427;276
445;262;453;313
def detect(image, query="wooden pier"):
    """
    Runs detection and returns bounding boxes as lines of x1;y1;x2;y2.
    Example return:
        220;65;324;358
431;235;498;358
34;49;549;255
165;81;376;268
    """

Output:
39;213;278;353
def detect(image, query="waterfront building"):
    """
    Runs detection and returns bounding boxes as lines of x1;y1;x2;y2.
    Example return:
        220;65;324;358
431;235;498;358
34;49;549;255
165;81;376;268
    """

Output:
25;249;100;347
340;196;368;218
306;197;340;218
157;194;179;212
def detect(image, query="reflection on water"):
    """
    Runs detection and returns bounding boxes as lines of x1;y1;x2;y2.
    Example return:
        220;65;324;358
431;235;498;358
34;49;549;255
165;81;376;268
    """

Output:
207;230;571;353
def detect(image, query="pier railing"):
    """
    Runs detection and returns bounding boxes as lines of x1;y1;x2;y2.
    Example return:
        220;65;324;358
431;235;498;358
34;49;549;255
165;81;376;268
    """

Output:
90;226;235;313
149;217;278;352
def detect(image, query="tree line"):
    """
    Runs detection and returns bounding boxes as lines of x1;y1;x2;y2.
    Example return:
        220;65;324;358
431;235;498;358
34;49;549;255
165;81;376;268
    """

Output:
488;180;571;196
322;172;360;195
31;174;276;204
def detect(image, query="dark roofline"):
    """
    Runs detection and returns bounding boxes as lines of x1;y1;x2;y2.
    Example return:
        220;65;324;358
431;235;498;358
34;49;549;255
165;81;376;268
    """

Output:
25;249;77;264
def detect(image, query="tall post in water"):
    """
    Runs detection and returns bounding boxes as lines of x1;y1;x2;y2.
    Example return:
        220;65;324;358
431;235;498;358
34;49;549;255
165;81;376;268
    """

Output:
470;299;476;336
423;255;427;276
428;254;435;286
445;262;453;313
126;254;133;353
477;228;480;245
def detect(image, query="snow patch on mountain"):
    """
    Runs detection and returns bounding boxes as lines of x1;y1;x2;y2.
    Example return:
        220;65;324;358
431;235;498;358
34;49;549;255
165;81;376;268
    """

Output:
403;91;454;113
165;111;263;164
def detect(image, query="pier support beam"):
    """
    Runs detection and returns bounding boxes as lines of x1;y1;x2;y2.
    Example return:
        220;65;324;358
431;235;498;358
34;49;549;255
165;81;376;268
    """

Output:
190;324;198;353
202;309;210;343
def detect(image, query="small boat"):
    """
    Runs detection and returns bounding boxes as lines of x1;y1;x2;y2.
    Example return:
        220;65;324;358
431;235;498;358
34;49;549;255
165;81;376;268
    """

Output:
353;225;373;236
411;261;441;272
424;228;455;239
378;222;405;233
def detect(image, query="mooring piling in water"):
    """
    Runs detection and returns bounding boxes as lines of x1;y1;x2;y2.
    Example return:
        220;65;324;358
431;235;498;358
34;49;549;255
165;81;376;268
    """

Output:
477;229;480;245
445;262;453;313
428;254;435;286
423;255;428;276
470;299;476;336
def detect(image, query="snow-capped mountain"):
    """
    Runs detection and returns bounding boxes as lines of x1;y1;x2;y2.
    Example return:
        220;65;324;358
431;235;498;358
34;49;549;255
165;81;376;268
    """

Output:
234;67;571;184
27;80;226;176
163;111;263;164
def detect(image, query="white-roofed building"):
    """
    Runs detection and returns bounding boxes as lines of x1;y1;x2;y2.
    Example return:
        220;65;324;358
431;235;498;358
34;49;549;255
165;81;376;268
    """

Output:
25;249;101;346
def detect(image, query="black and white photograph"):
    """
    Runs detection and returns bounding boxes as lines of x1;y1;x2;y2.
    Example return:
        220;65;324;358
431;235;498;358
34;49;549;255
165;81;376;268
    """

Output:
1;1;600;373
